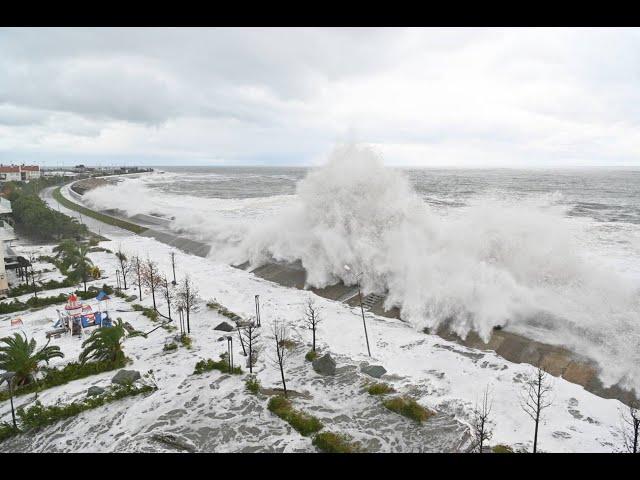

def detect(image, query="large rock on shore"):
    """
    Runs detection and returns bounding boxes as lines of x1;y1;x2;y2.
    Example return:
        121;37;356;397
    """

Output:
312;353;336;376
361;364;387;379
112;369;141;386
87;386;106;397
214;321;234;332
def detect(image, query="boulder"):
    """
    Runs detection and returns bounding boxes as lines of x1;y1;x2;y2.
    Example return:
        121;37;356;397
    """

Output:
214;321;234;332
87;385;106;397
112;369;141;386
361;364;387;379
312;353;336;376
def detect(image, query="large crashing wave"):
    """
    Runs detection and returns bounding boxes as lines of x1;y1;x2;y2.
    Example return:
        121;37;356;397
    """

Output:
234;144;640;391
84;144;640;390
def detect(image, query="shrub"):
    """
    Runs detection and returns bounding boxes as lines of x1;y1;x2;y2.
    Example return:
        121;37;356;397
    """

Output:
0;358;125;402
193;358;242;375
131;304;158;321
16;383;156;432
267;396;323;437
312;432;361;453
382;396;433;423
492;444;514;453
0;293;70;314
163;343;178;352
0;422;20;442
180;335;192;349
245;375;261;395
367;383;395;395
279;339;297;350
305;350;318;362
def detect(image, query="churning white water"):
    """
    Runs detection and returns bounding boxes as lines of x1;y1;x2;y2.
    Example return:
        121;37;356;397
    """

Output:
84;144;640;391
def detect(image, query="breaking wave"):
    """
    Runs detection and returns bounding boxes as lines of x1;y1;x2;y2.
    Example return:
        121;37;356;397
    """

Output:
84;144;640;391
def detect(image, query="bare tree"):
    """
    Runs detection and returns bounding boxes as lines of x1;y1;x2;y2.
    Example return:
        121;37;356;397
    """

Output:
520;366;553;453
176;274;200;334
142;258;162;310
240;320;261;374
115;246;131;289
620;401;640;453
160;275;172;321
272;319;290;398
170;251;177;285
132;255;143;301
471;385;494;453
303;297;322;352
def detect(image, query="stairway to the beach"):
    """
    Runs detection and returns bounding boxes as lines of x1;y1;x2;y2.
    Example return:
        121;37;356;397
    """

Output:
361;293;385;310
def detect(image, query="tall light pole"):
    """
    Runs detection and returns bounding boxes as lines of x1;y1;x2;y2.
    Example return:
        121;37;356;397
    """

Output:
226;336;234;373
255;295;261;327
344;265;371;357
0;372;17;429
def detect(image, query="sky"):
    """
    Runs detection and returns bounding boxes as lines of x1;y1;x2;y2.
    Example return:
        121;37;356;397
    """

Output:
1;27;639;168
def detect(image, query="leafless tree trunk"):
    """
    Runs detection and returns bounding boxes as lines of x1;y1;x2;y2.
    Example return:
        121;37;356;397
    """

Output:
142;258;162;310
620;401;640;453
471;385;493;453
133;255;143;301
176;274;200;334
170;251;177;285
161;275;172;321
272;319;290;398
303;297;322;352
520;366;553;453
241;320;260;374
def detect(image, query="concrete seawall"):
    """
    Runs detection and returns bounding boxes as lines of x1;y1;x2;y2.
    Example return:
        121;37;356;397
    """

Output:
63;182;211;258
244;260;639;407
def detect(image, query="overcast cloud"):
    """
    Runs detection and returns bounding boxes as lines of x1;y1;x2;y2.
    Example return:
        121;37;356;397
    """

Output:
1;27;639;167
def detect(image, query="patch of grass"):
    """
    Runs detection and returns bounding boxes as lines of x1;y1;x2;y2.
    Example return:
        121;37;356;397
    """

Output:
163;343;178;352
131;304;158;321
206;299;242;321
52;187;146;234
267;395;323;437
180;335;192;348
245;375;261;395
193;358;242;375
312;432;361;453
367;382;395;395
382;396;433;423
492;444;514;453
305;350;318;362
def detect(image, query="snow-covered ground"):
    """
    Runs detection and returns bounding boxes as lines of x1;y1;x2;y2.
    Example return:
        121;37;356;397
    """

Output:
0;232;630;452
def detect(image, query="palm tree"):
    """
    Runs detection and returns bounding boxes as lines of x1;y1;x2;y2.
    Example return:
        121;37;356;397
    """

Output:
79;319;126;365
0;333;64;387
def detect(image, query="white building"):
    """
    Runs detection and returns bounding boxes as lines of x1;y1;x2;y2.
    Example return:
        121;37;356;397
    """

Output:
0;164;42;182
0;198;15;297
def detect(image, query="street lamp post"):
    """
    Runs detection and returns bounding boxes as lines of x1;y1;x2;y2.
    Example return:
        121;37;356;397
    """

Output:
344;265;371;357
0;372;17;429
115;270;121;291
255;295;261;327
226;336;234;373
